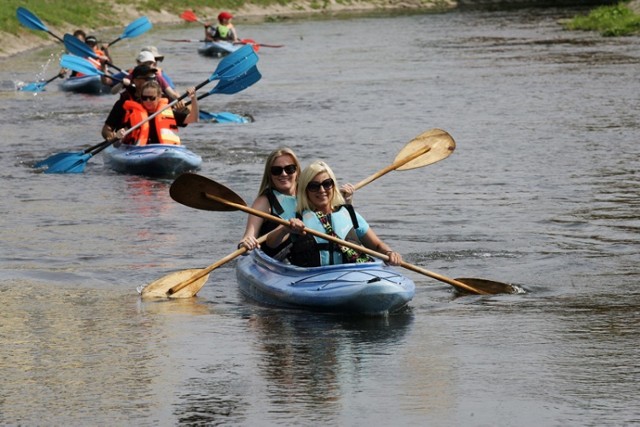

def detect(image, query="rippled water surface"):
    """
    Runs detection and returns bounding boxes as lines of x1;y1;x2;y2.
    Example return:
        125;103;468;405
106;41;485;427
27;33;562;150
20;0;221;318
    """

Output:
1;7;639;426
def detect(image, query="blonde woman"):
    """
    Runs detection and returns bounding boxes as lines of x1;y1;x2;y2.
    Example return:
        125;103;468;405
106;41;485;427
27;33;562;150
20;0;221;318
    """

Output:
266;161;400;267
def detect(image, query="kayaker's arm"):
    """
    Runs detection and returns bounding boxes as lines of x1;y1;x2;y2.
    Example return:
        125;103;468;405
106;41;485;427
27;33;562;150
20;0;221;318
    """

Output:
265;218;305;249
238;195;270;250
183;87;199;124
360;230;402;266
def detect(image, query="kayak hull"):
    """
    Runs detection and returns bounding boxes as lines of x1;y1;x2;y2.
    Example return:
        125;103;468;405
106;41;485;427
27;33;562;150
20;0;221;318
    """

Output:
198;41;241;57
236;250;415;316
103;144;202;178
59;75;109;95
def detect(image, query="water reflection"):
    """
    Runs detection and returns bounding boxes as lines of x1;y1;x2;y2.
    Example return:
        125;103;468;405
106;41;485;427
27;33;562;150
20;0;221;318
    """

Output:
246;309;413;420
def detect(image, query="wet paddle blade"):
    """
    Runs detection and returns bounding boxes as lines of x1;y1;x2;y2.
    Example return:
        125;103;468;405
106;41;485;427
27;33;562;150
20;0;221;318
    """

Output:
141;269;210;298
209;66;261;95
170;173;247;211
19;81;46;92
41;153;92;174
199;111;249;123
395;129;456;171
34;151;82;168
210;45;259;81
455;278;524;295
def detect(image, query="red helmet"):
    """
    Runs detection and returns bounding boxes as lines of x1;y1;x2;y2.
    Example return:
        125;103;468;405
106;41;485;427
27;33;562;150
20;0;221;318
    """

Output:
218;11;233;21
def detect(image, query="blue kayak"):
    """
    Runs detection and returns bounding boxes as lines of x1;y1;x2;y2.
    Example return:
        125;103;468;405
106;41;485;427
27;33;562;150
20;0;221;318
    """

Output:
198;41;241;57
236;250;415;316
103;144;202;178
59;75;109;95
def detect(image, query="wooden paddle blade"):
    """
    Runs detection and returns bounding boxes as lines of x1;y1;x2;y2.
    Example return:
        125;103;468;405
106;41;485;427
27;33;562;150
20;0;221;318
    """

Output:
394;128;455;171
170;172;247;211
141;269;210;298
454;278;523;295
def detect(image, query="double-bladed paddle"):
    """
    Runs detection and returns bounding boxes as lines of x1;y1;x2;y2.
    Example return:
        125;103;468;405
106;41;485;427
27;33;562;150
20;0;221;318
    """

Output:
16;7;64;43
19;72;65;92
138;129;509;299
35;46;260;173
167;173;519;296
164;38;284;49
179;10;283;50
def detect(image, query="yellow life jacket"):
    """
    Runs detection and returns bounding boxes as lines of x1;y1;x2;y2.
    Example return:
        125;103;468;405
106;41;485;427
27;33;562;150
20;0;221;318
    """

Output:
122;98;181;146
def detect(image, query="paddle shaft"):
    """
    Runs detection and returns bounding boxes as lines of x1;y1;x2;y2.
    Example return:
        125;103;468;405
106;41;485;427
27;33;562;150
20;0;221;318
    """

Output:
167;234;269;295
354;145;431;190
201;192;488;295
164;142;433;295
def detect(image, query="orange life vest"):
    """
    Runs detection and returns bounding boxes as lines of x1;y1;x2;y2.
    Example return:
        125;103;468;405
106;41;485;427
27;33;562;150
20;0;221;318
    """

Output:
122;98;181;146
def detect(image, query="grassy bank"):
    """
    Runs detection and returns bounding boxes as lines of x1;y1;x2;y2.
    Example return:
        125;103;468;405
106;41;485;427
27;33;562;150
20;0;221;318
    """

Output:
1;0;451;57
563;1;640;36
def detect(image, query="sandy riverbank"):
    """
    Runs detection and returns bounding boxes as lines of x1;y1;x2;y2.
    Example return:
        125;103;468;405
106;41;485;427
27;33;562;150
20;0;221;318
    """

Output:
2;0;454;59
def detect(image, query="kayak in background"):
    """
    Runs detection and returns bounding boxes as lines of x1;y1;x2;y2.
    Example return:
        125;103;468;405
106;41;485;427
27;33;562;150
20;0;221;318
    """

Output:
198;41;241;57
103;144;202;178
59;75;110;95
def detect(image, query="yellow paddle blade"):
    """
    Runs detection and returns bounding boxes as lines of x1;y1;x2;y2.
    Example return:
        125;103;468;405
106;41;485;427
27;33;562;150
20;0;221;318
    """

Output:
395;128;455;171
141;269;210;299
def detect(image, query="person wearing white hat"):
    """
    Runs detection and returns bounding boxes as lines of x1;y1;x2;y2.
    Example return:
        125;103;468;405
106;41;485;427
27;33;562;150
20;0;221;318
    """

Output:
107;50;179;100
140;46;175;90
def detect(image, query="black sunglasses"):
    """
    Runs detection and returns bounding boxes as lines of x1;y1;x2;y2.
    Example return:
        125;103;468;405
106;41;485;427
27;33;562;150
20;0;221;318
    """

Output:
307;178;334;192
141;95;157;101
270;164;297;176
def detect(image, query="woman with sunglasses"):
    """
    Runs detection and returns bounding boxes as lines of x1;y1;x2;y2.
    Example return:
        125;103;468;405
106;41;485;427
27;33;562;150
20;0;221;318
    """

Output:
265;161;402;267
237;148;302;257
110;80;198;146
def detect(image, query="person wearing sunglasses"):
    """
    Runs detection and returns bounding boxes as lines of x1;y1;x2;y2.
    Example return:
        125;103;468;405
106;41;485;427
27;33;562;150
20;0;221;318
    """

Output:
106;80;198;146
237;148;302;258
265;161;401;267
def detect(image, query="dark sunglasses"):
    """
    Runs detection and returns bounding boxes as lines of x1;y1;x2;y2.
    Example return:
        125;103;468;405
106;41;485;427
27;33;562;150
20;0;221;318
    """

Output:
307;178;334;192
270;164;297;176
141;95;157;101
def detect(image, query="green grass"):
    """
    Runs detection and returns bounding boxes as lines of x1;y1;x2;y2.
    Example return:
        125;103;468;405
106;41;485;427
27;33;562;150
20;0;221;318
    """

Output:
2;0;301;37
564;2;640;36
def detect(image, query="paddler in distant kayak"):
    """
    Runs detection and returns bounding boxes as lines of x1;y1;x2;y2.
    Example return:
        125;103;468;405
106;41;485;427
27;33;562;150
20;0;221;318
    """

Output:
102;66;198;145
204;11;239;43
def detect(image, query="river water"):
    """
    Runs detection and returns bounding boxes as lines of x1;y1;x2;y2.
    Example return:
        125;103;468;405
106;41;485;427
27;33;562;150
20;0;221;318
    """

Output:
1;7;639;426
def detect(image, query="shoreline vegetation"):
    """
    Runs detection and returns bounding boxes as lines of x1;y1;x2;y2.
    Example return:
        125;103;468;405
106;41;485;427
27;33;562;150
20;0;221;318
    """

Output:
1;0;456;58
2;0;640;59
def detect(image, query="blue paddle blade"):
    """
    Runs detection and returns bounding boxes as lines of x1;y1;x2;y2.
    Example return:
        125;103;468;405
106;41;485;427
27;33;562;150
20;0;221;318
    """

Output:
210;45;259;81
209;66;261;95
19;81;46;92
60;54;103;77
199;110;249;123
64;33;97;59
16;7;48;32
122;16;152;39
41;153;91;174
